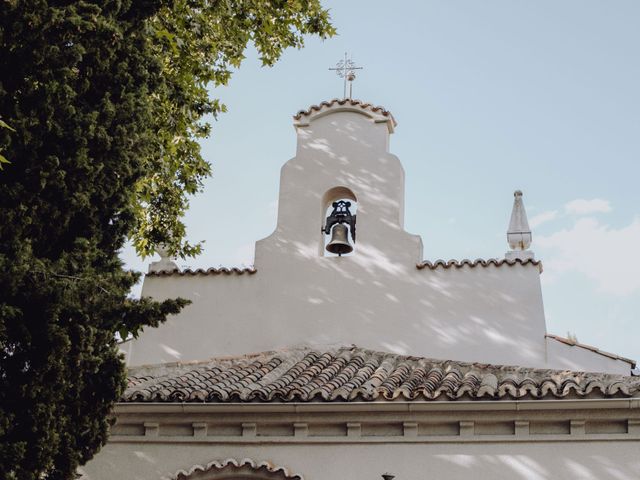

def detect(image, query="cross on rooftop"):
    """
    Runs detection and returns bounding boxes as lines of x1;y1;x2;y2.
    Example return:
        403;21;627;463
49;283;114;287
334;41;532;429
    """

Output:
329;52;363;99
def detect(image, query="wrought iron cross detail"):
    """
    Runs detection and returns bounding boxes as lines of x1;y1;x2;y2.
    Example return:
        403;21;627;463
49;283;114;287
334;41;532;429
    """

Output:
329;52;363;99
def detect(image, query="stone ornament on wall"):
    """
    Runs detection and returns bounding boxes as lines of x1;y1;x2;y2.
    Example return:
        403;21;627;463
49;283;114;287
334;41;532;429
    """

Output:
170;458;304;480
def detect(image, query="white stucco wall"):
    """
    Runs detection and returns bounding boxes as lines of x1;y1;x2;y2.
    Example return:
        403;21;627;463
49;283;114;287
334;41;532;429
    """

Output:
126;102;633;374
81;440;640;480
81;399;640;479
132;261;549;369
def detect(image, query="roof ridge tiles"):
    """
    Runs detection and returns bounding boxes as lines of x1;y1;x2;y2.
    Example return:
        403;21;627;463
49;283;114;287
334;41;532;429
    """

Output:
127;345;631;378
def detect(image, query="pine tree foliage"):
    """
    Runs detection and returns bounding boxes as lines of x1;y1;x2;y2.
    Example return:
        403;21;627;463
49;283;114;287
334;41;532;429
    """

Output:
0;1;333;479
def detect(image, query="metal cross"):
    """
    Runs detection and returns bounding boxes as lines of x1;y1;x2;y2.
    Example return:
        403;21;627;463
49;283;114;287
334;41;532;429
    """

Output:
329;52;363;99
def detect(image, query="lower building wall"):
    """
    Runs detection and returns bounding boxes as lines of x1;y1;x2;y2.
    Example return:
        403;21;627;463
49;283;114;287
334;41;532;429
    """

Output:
80;440;640;480
546;337;633;375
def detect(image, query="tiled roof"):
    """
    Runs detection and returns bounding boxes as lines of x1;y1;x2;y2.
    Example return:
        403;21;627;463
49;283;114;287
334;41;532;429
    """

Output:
417;258;542;270
546;334;636;368
146;266;256;277
293;98;397;126
124;346;639;403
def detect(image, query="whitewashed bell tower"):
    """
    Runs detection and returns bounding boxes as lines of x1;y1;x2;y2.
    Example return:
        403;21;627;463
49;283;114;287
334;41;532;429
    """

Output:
129;99;632;375
255;99;423;270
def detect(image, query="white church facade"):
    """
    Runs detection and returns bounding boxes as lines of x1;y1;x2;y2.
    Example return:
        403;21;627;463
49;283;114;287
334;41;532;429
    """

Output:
81;99;640;479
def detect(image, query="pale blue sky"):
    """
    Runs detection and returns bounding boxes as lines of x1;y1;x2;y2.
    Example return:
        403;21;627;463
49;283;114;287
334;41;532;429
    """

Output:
122;1;640;363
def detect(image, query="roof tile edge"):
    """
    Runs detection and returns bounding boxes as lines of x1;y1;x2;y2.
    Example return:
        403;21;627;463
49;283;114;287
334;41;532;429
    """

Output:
146;266;257;277
417;258;542;271
293;98;397;127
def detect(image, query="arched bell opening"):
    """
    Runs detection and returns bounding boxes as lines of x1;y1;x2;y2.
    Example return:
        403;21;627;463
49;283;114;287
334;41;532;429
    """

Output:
320;186;357;257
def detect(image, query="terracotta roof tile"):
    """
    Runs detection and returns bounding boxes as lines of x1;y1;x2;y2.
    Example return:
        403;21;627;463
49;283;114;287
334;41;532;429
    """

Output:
146;266;256;277
546;334;636;368
417;258;542;270
293;98;397;126
124;346;639;403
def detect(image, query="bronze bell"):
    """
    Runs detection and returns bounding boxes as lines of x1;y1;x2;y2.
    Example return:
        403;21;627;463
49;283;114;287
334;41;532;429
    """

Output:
326;223;353;256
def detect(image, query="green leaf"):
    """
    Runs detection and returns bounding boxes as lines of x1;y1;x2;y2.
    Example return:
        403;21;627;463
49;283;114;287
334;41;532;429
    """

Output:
0;119;16;131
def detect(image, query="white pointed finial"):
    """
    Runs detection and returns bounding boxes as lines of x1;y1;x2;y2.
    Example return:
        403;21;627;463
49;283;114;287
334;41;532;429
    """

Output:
505;190;534;261
148;244;178;273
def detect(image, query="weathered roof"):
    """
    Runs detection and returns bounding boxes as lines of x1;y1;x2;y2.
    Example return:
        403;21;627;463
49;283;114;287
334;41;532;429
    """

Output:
546;334;636;368
417;257;542;271
146;266;256;277
124;346;639;403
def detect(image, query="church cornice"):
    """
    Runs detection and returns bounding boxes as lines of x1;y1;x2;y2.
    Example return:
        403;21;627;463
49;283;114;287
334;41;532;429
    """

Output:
108;398;640;445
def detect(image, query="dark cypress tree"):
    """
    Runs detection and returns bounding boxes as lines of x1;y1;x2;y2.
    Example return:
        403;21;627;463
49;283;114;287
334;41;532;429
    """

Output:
0;1;334;478
0;2;187;478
